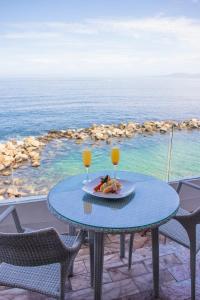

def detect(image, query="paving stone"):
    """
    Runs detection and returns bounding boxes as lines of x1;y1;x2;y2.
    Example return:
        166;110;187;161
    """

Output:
70;274;91;290
160;279;196;300
73;260;87;275
168;264;191;281
108;262;148;281
134;269;175;292
102;278;139;300
159;253;182;268
67;287;94;300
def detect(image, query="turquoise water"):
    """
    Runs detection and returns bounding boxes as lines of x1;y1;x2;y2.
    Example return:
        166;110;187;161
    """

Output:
0;77;199;193
11;130;200;195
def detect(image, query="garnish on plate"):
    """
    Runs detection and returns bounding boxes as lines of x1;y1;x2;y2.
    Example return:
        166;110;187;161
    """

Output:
94;175;122;193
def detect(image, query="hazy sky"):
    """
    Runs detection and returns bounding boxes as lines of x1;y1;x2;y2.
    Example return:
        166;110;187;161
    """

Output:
0;0;200;77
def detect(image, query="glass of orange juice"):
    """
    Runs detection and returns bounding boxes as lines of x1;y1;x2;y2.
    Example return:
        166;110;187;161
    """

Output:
111;147;120;178
82;148;92;184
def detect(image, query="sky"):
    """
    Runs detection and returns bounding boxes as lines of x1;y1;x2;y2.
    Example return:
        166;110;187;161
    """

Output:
0;0;200;77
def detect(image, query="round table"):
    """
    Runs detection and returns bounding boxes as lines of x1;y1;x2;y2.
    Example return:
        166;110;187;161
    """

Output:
48;171;180;300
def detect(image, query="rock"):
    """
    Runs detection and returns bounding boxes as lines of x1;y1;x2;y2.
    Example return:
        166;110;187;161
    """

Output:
0;163;5;171
24;137;41;148
12;163;22;169
1;169;12;176
4;180;11;185
5;141;16;151
119;123;126;129
0;188;6;195
112;128;124;137
15;153;29;163
127;122;137;132
160;124;171;133
188;119;200;129
125;131;133;138
93;131;105;140
7;187;21;198
1;155;14;168
0;144;5;152
143;124;154;133
31;160;40;167
29;152;40;160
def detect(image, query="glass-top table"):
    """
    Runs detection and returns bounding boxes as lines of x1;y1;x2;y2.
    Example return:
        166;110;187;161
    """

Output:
48;171;180;300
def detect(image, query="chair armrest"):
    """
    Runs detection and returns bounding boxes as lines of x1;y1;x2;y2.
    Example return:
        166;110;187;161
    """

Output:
176;180;200;194
174;206;200;227
181;181;200;191
0;206;16;223
0;206;25;233
62;230;87;253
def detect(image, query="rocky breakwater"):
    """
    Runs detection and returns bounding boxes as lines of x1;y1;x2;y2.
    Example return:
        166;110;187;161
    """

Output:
0;137;45;198
0;137;44;177
0;118;200;199
39;118;200;143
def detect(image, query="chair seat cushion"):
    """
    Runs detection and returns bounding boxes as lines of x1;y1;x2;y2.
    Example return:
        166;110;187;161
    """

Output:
159;208;200;251
0;262;61;298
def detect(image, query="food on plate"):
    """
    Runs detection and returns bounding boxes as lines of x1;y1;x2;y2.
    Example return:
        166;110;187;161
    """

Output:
94;175;122;193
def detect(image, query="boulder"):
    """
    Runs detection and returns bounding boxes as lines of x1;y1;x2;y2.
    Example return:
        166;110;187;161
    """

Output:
143;125;154;133
24;137;41;148
127;122;137;132
160;126;170;133
7;187;21;198
1;169;12;176
29;151;40;160
1;155;14;168
125;130;133;138
15;153;29;163
5;141;16;151
31;160;40;167
3;180;11;185
0;163;5;171
188;119;200;129
0;188;6;196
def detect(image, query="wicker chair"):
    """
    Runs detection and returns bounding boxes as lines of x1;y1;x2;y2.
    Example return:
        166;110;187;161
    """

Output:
0;205;86;300
128;179;200;300
159;179;200;300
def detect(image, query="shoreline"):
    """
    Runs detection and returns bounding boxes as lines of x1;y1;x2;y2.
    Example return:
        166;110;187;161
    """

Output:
0;118;200;199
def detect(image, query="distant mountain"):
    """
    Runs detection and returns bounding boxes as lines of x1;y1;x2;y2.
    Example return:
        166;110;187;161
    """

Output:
163;73;200;78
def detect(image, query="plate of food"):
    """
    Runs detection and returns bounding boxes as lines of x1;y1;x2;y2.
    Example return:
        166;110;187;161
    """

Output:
82;175;135;199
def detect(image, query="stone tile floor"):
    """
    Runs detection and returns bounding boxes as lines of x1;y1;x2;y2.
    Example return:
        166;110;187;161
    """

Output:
0;233;199;300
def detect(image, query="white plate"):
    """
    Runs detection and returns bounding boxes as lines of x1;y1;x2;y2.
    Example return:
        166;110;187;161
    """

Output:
82;177;135;199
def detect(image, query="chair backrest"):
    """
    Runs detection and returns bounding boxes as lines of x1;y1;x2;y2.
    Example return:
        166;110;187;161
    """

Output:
0;227;68;266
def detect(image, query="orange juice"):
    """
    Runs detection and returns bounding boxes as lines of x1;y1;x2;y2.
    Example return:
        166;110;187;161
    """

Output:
82;149;92;167
111;147;120;165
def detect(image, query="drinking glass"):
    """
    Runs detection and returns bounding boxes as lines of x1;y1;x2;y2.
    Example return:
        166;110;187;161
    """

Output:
111;147;120;178
82;149;92;184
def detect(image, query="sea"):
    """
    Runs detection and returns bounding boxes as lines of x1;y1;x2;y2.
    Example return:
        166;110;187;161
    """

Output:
0;77;200;194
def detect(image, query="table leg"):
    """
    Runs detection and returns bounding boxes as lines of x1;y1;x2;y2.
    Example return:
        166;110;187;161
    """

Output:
94;232;104;300
69;224;76;235
151;227;159;298
120;233;125;258
89;231;94;287
68;224;76;276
